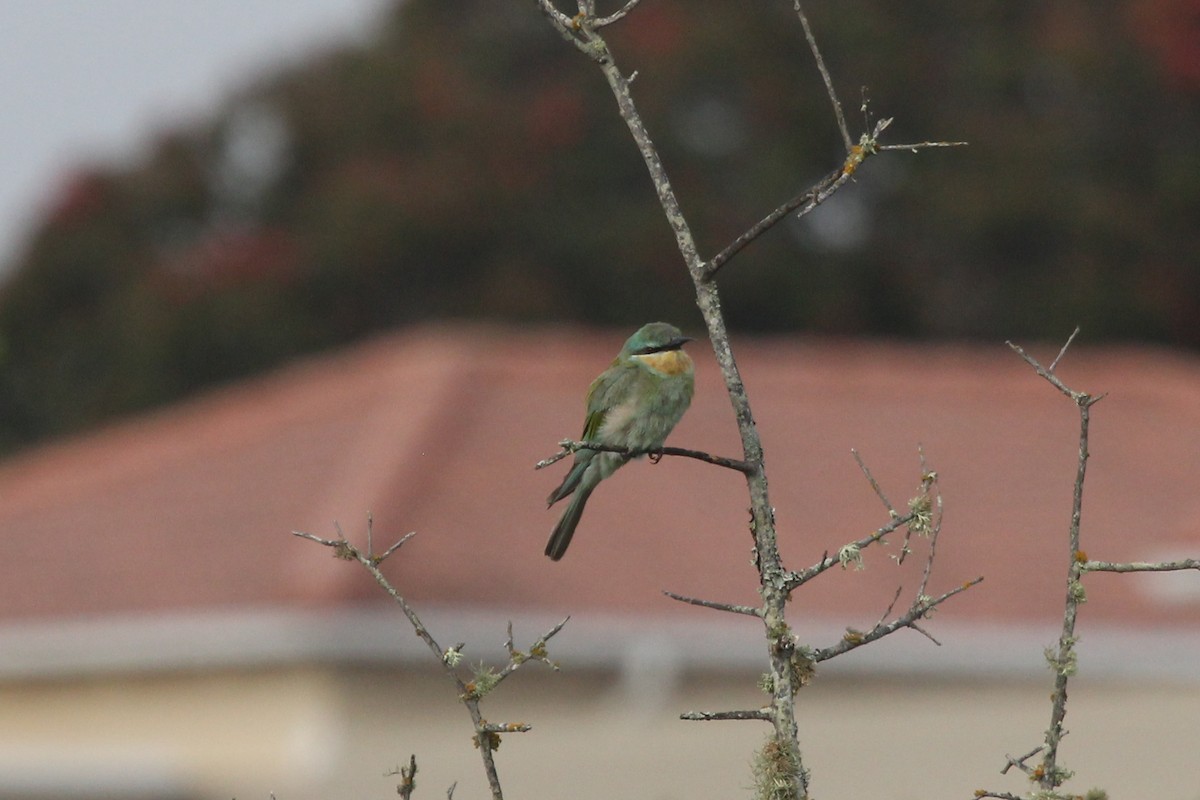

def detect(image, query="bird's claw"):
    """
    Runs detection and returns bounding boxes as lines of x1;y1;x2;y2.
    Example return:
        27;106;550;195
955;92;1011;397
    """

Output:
648;448;664;464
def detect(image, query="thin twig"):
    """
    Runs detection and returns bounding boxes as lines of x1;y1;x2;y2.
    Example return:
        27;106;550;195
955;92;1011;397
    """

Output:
783;510;915;592
1000;745;1044;775
294;522;565;800
495;616;571;682
536;440;757;475
1048;325;1081;373
914;468;943;593
377;530;418;563
1006;334;1103;407
793;0;850;151
681;708;772;722
876;140;968;151
706;167;847;279
907;621;941;646
1079;558;1200;573
852;448;896;513
873;585;904;629
811;576;983;662
534;0;601;61
707;113;938;280
593;0;640;27
663;590;763;617
481;721;534;734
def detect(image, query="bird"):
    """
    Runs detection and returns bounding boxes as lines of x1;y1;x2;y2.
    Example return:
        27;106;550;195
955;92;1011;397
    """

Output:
545;322;695;561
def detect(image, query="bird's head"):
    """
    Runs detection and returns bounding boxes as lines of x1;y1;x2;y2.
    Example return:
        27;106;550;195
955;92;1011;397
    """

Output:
620;322;693;357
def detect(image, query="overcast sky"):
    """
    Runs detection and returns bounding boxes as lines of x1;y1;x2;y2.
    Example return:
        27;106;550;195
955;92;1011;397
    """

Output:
0;0;390;271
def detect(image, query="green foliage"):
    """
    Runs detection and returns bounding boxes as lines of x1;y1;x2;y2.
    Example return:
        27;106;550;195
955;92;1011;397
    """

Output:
1;0;1197;448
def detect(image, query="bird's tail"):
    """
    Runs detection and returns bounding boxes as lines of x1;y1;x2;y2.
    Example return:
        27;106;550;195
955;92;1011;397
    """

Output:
546;458;586;506
544;481;595;561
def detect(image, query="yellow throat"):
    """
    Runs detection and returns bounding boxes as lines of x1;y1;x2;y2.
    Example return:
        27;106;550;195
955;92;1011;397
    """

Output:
634;349;693;376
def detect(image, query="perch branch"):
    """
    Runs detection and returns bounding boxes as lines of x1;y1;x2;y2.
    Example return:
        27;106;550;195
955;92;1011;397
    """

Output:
536;439;757;475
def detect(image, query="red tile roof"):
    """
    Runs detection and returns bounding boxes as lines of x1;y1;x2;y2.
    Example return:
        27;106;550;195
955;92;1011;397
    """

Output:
2;324;1198;639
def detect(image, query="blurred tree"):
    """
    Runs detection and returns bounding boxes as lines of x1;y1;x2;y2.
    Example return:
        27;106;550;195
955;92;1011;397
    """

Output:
0;0;1196;449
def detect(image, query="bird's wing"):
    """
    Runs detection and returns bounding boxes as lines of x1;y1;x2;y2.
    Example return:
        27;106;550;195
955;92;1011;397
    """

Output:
580;358;634;441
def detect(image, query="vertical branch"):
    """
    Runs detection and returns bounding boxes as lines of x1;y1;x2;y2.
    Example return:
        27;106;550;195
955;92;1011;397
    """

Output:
537;6;960;798
542;10;801;795
1039;393;1097;789
1007;333;1103;793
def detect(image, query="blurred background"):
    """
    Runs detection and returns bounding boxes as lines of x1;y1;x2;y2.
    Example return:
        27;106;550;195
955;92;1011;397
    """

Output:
1;0;1198;452
2;1;1199;799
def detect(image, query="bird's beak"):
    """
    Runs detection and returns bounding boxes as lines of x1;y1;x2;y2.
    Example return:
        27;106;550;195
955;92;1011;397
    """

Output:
670;335;694;348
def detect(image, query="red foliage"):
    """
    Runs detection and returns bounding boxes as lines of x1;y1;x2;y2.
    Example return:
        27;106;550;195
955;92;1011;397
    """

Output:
1129;0;1200;89
156;226;300;303
618;1;685;59
527;82;586;150
45;170;112;229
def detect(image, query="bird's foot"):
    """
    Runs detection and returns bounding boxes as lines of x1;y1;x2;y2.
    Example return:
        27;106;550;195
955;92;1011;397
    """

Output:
648;448;664;464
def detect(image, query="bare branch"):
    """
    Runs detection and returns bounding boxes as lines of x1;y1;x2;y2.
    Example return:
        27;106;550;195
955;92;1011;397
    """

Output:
705;167;848;279
1080;558;1200;573
1006;332;1103;407
1009;330;1095;793
783;510;915;592
593;0;640;27
1048;325;1081;373
852;448;896;514
707;114;936;280
294;521;566;800
496;616;571;683
535;0;577;31
536;440;757;475
873;585;904;629
534;0;602;61
876;140;969;152
664;590;763;617
681;708;772;722
907;621;941;646
535;7;962;797
1000;745;1044;775
481;721;534;734
792;0;851;151
377;530;418;563
811;576;983;662
914;472;944;594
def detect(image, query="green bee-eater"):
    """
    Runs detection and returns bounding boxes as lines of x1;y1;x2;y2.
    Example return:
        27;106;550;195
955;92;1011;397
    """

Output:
545;322;696;560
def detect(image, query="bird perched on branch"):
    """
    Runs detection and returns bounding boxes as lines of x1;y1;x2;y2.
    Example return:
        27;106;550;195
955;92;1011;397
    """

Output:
545;322;695;560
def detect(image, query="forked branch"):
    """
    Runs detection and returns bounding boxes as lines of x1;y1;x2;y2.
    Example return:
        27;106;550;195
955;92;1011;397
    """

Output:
293;518;568;800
